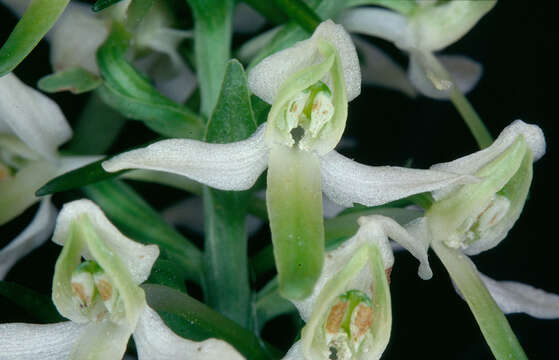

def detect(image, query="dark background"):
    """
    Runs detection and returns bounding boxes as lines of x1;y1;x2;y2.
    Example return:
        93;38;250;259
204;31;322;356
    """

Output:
1;1;557;359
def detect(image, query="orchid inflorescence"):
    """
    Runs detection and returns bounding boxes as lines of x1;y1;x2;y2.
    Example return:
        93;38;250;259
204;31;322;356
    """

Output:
0;1;557;359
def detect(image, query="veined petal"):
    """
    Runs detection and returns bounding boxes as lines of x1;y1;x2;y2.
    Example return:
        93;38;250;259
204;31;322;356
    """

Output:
410;0;497;51
52;200;157;327
52;199;159;285
478;273;559;319
353;36;416;97
337;8;410;49
68;321;132;360
0;73;72;160
103;123;269;191
431;120;545;202
133;305;245;360
408;53;482;99
267;145;324;300
319;150;478;208
46;2;108;74
248;20;360;103
0;321;86;360
0;199;56;279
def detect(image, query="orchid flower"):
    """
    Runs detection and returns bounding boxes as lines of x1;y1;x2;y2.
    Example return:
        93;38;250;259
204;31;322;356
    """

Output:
283;214;431;360
338;0;496;99
102;20;476;300
405;120;559;358
0;199;245;360
0;0;195;102
0;73;95;279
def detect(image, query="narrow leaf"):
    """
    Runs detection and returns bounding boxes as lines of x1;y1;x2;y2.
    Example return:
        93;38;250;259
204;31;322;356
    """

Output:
203;60;258;328
35;159;122;196
0;0;70;76
272;0;321;33
242;0;288;25
38;67;103;94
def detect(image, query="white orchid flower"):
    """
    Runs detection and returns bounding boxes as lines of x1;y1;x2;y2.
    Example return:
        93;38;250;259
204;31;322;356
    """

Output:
338;0;495;99
283;214;431;360
408;120;559;322
0;73;96;279
0;199;245;360
102;19;477;300
0;0;195;102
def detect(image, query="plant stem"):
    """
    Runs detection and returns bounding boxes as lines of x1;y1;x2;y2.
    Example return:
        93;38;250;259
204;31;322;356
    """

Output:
431;239;528;360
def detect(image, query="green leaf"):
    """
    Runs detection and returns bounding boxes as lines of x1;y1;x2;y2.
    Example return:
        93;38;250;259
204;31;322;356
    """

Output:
251;95;270;126
272;0;321;33
65;92;127;155
35;159;123;196
202;60;258;328
147;259;188;293
97;23;204;139
345;0;418;15
143;284;271;360
37;67;103;94
242;0;288;25
92;0;125;12
82;179;203;283
0;0;70;76
186;0;234;116
0;281;63;323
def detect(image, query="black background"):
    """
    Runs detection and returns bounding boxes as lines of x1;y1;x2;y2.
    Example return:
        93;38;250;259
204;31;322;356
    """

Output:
1;1;557;359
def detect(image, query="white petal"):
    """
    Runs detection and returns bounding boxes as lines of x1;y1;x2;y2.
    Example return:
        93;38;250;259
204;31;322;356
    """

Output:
0;199;56;279
408;53;482;99
337;7;410;48
282;341;303;360
319;150;478;208
353;36;416;97
233;2;266;33
134;305;245;360
0;321;86;360
359;215;432;280
409;0;496;51
248;20;360;103
477;273;559;319
0;73;72;160
431;120;545;200
69;321;132;360
52;199;159;284
46;2;108;74
103;123;269;191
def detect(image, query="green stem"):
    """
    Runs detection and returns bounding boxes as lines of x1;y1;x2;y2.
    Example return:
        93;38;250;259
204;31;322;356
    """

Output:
431;240;528;360
420;51;493;149
254;279;296;331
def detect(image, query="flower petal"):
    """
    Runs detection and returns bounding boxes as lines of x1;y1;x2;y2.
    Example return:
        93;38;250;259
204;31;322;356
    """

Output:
337;7;409;48
0;199;56;279
319;150;478;208
52;199;159;285
103;123;269;191
353;36;416;97
69;321;132;360
408;53;482;99
0;321;86;360
430;120;545;202
134;305;245;360
409;0;496;51
0;73;72;160
478;273;559;319
248;20;360;103
46;2;108;74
